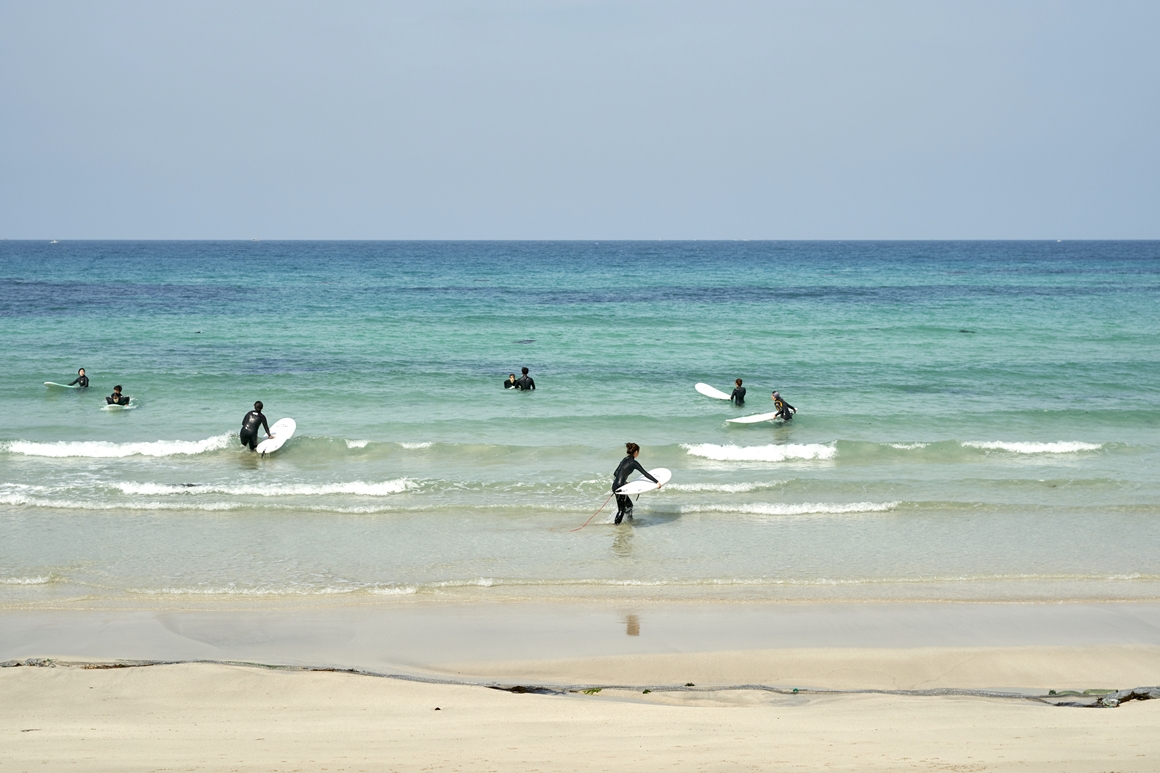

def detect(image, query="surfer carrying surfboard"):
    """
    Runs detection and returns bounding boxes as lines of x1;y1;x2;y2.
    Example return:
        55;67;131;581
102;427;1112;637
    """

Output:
105;385;130;406
730;378;746;406
68;368;89;388
612;442;660;524
772;391;796;420
240;401;273;451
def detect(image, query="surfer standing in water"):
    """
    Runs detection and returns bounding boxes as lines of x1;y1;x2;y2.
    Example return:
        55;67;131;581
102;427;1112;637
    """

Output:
612;442;660;524
69;368;89;388
772;391;796;420
730;378;746;406
515;367;535;391
240;401;273;451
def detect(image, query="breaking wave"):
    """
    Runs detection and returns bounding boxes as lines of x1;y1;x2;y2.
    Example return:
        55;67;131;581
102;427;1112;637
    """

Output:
962;441;1104;454
113;479;417;497
2;434;234;458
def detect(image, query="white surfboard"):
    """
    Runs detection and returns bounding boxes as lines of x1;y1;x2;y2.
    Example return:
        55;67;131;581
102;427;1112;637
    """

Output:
726;411;782;424
255;418;296;456
695;383;731;400
615;467;672;495
101;401;136;411
45;381;81;389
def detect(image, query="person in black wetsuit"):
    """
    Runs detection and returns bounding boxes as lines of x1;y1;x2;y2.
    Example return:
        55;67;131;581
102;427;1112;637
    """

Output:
69;368;89;388
612;442;660;524
503;374;518;389
240;401;272;451
105;385;130;406
515;367;535;391
772;391;796;420
730;378;746;406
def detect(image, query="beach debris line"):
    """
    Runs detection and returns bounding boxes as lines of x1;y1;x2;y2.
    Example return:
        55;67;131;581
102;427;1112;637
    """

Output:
2;658;1157;709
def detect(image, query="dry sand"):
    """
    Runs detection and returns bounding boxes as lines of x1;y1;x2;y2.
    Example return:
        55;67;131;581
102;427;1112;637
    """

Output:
2;651;1158;773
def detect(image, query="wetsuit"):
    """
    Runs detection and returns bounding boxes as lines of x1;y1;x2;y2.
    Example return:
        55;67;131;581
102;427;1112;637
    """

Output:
503;377;518;389
515;375;536;391
69;375;89;388
106;392;129;406
774;397;796;420
240;410;270;450
730;386;746;406
612;455;658;524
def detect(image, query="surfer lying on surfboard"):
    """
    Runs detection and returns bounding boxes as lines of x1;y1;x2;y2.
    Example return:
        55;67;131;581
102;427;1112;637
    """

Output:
240;401;274;451
612;442;660;524
105;385;130;406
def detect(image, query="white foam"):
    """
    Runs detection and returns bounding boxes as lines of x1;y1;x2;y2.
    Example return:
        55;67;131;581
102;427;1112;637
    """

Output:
963;441;1103;454
682;501;899;516
0;493;242;511
398;442;434;449
681;443;836;462
345;439;370;449
113;479;417;497
666;481;784;493
1;576;53;585
890;443;929;450
2;433;234;458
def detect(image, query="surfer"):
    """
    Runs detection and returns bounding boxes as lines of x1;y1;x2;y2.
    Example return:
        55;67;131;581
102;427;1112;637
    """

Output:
503;374;518;389
772;391;796;420
105;385;130;406
240;401;272;451
68;368;89;388
730;378;746;406
612;442;659;525
515;367;536;391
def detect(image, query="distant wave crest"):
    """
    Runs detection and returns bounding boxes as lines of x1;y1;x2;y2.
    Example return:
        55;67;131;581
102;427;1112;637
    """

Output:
680;501;899;516
681;443;836;462
114;479;417;497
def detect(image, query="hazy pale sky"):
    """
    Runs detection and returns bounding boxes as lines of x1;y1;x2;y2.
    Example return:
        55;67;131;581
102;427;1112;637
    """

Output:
2;1;1157;239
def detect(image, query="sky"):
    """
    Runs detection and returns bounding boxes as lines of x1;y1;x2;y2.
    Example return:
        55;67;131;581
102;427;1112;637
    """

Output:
1;1;1157;239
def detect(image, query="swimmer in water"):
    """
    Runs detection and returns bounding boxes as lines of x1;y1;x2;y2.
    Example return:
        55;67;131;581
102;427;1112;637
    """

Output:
68;368;89;388
730;378;746;406
105;385;130;406
612;442;660;524
772;391;796;420
240;401;272;451
515;367;535;391
503;373;518;389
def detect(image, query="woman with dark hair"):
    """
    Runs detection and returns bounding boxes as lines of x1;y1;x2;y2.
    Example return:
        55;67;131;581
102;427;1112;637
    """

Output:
68;368;89;388
611;442;659;524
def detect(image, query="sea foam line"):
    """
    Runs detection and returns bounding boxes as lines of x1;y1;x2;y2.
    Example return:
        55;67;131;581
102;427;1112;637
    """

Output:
682;443;836;462
678;501;900;516
113;479;417;497
2;434;234;458
962;441;1103;454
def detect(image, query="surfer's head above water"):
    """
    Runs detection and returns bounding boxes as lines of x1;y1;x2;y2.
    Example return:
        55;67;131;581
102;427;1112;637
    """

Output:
254;401;263;411
78;368;85;375
736;378;742;386
521;367;529;375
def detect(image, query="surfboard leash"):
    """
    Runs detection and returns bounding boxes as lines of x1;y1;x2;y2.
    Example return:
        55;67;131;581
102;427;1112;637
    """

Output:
570;494;614;532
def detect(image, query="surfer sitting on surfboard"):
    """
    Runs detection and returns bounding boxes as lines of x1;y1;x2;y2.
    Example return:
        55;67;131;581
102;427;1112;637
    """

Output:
515;367;535;391
730;378;746;406
240;401;273;451
612;442;660;524
69;368;89;388
105;385;130;406
503;374;518;389
772;391;796;420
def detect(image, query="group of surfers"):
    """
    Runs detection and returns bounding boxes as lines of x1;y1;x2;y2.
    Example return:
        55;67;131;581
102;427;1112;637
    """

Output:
728;378;796;421
62;368;131;406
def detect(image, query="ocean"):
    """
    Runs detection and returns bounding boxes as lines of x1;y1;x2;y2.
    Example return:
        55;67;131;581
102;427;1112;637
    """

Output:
2;241;1158;606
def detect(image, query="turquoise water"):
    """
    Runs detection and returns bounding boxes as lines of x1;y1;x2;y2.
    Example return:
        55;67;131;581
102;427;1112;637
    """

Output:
2;241;1158;604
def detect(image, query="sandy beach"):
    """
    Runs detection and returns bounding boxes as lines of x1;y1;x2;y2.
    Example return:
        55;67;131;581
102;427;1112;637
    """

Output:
3;601;1158;771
